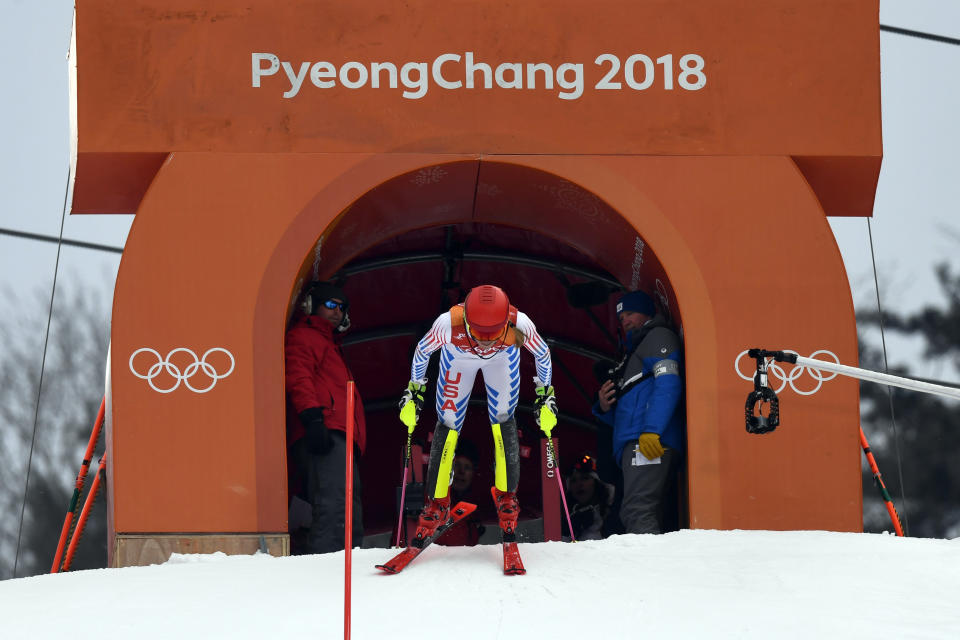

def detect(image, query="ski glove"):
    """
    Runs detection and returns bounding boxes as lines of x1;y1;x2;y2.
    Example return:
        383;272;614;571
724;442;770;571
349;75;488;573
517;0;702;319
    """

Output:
534;383;558;437
300;407;333;455
637;432;664;461
399;380;427;432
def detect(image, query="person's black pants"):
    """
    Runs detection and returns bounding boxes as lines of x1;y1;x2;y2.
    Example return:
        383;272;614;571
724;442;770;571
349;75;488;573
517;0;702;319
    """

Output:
620;445;678;534
294;432;364;554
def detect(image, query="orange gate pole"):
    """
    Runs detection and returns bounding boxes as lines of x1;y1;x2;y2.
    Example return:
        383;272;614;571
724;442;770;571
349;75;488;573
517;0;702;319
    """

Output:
62;454;107;571
859;427;904;537
51;395;105;573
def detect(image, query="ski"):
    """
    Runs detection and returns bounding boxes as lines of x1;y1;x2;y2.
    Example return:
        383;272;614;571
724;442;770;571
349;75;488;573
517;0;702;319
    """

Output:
375;501;477;574
502;540;526;575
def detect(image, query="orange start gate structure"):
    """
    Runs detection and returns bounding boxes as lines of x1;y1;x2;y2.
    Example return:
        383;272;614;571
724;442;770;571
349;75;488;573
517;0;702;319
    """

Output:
68;0;881;566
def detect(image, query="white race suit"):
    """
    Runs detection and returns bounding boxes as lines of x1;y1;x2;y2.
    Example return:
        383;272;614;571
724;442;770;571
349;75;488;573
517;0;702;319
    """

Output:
410;310;553;430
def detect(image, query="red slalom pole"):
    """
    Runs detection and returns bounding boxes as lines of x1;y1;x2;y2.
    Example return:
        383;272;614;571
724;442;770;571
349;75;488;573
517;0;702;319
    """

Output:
344;381;355;640
859;427;904;537
52;395;105;573
62;454;106;571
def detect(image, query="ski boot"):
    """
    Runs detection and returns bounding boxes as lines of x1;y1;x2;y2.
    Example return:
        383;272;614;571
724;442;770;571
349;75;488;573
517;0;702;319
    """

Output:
413;495;450;546
491;487;520;540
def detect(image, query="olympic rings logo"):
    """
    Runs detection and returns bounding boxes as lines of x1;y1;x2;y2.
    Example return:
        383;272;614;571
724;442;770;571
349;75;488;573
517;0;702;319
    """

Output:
129;347;236;394
735;349;839;396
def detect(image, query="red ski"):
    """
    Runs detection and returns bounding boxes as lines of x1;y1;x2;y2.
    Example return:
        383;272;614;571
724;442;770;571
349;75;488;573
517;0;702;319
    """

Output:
502;541;526;575
375;501;477;574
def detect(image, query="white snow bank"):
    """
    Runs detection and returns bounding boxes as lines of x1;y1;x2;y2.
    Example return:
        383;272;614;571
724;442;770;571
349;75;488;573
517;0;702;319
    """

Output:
1;530;958;639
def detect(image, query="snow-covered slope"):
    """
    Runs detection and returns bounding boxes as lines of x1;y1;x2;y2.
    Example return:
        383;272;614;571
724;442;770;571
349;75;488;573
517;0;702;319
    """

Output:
2;530;958;639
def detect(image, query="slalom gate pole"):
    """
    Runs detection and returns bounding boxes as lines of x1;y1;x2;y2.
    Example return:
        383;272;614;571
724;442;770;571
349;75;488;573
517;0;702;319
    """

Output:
394;432;412;548
546;437;576;542
62;454;106;571
859;427;904;537
344;381;355;640
52;395;106;573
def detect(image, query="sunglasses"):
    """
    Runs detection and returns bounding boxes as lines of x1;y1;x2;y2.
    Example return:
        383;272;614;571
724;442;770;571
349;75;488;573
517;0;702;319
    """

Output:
322;299;347;311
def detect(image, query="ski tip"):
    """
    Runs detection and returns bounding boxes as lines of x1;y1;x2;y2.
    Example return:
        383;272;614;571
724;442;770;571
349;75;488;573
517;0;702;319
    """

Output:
504;567;527;576
375;564;398;574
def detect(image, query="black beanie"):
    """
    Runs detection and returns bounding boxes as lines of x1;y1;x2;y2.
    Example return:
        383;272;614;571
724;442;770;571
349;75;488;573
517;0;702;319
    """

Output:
616;290;655;317
307;281;348;314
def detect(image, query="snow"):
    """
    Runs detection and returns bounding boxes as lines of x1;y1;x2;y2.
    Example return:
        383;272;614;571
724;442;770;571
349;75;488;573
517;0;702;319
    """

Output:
1;530;958;638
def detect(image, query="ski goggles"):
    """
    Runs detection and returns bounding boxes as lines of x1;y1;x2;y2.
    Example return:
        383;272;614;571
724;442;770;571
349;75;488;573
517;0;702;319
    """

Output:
465;319;507;342
470;327;506;342
322;299;348;312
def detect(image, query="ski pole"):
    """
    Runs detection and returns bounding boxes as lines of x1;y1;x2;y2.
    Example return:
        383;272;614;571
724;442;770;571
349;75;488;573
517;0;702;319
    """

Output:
394;431;412;548
62;453;106;571
859;427;904;537
546;436;576;542
52;395;105;573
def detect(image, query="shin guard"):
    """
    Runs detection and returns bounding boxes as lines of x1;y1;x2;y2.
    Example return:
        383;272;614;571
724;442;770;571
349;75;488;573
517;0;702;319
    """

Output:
424;422;459;500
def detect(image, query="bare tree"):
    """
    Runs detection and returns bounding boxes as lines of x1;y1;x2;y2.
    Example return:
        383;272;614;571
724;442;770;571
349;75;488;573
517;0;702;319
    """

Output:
858;263;960;539
0;279;110;579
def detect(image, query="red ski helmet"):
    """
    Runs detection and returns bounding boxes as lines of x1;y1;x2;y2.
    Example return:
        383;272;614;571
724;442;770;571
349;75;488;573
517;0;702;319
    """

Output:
463;285;510;340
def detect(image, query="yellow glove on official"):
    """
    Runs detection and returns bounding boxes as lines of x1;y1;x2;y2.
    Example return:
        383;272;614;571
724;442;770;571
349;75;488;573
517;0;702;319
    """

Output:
637;432;664;460
398;381;426;433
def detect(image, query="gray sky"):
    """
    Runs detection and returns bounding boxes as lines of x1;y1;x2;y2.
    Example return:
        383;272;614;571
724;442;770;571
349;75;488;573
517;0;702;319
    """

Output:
1;0;959;378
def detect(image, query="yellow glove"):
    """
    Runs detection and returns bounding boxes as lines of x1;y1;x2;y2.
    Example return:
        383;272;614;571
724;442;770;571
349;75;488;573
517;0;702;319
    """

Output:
398;381;426;433
534;384;558;437
637;432;664;460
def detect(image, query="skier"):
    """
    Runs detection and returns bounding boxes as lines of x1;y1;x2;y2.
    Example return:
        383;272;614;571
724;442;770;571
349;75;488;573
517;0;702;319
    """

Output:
397;285;558;550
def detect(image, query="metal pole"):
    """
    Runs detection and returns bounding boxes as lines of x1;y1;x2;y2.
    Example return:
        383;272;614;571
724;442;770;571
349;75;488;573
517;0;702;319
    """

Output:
794;355;960;401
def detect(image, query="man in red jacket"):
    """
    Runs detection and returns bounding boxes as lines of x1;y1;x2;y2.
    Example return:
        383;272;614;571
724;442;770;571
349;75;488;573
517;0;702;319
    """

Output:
285;281;366;554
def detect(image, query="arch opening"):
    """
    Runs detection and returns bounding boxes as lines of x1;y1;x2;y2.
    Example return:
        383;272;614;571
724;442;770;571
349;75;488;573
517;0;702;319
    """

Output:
283;161;688;543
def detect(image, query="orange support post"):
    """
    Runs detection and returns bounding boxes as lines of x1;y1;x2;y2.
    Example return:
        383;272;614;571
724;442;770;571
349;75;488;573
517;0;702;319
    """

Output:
51;395;105;573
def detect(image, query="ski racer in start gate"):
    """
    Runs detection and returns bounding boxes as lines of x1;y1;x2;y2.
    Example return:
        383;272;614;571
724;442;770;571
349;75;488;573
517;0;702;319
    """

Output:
398;284;558;544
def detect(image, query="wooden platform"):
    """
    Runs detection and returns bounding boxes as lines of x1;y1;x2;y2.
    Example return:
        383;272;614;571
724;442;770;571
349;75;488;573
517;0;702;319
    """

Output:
112;533;289;568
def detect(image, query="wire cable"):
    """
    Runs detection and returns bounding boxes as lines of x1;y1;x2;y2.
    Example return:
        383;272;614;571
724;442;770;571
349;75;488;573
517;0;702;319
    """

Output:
0;226;123;254
12;168;72;577
880;24;960;47
866;217;910;536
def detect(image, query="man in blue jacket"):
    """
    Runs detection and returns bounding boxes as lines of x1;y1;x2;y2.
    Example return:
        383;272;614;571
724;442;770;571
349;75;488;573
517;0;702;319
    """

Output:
593;290;684;534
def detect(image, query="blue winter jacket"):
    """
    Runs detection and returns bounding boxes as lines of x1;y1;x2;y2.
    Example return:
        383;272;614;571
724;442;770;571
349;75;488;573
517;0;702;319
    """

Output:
592;316;684;461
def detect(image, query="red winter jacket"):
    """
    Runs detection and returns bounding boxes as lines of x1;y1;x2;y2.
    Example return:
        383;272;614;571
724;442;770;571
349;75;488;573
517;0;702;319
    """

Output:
285;314;366;454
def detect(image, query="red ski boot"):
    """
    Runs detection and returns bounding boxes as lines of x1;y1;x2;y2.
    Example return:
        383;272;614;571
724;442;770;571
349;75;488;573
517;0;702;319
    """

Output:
491;487;520;537
492;487;526;575
413;495;450;545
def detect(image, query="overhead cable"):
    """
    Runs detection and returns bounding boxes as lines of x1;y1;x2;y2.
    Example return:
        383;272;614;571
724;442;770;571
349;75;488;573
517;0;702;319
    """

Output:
0;226;123;254
880;24;960;46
